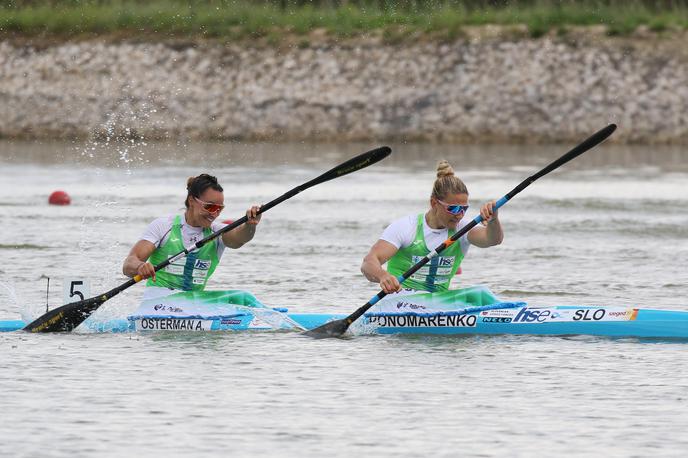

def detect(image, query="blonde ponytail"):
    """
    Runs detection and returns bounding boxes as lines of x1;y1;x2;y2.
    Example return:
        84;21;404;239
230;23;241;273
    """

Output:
436;160;455;178
431;160;468;199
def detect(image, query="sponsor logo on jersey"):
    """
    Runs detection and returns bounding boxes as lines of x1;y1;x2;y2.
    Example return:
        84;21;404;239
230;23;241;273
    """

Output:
438;257;454;267
194;259;211;270
165;265;185;275
411;255;456;277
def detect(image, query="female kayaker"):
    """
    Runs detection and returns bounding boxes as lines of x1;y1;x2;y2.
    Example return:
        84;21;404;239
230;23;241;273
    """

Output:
361;160;503;294
122;173;261;300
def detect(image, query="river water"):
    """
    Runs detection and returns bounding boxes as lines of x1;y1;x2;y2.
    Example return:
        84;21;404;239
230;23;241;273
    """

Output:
1;138;687;457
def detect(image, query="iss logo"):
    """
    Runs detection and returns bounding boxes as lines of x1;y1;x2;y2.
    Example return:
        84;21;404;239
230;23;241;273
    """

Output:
194;259;211;269
438;257;453;267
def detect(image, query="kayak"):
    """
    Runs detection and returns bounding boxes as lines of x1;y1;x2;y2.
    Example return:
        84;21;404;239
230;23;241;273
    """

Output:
2;287;688;338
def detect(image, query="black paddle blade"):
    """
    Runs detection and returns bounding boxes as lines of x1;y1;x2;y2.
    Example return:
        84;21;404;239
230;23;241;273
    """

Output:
301;146;391;189
531;123;616;181
23;296;107;332
303;318;352;339
330;146;391;179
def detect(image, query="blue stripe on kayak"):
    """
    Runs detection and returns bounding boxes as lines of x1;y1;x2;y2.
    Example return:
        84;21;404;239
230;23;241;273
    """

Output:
0;320;25;332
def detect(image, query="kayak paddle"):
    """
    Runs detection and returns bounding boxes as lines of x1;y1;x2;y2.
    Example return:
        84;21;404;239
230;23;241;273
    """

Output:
24;146;392;332
304;124;617;339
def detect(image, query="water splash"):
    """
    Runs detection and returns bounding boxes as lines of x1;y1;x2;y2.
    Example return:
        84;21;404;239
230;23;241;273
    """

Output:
234;305;306;331
0;280;24;321
67;89;160;313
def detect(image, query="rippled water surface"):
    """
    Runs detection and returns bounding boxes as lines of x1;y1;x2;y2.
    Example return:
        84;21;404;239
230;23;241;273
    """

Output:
1;140;688;457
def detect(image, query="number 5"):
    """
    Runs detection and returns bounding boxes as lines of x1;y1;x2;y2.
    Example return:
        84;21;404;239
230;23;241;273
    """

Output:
62;278;90;305
69;281;85;301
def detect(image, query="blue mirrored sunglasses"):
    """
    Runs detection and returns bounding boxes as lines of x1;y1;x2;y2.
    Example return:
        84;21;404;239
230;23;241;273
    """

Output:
437;199;469;215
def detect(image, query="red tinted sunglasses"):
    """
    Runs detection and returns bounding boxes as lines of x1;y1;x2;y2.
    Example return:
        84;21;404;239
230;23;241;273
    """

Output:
194;197;225;213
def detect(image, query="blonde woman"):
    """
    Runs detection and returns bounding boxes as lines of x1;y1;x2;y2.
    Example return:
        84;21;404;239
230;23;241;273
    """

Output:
361;160;503;294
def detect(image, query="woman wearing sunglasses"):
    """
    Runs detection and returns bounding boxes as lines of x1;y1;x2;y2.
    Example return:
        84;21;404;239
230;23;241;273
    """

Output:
361;160;503;295
122;174;261;300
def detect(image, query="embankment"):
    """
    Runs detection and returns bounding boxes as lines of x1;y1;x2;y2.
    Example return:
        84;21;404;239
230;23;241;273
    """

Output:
1;29;687;143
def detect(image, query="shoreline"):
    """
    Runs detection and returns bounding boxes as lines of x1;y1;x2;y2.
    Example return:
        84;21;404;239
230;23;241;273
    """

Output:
2;28;687;144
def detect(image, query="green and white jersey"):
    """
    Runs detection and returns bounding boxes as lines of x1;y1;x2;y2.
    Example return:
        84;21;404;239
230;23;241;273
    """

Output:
381;213;472;292
140;213;227;258
140;214;227;293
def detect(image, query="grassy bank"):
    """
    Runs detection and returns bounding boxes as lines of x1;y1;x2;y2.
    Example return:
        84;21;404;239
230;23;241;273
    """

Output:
1;0;688;41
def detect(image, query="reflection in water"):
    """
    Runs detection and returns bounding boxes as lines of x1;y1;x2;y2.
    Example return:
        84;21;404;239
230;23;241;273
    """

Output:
2;139;688;172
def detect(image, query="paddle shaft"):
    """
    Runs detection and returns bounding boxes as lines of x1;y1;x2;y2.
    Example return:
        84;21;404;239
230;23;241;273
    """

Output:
24;146;392;332
343;124;618;326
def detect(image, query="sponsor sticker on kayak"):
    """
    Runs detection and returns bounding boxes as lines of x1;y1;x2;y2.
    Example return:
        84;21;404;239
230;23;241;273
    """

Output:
135;318;213;331
221;318;243;325
481;308;518;317
480;308;519;323
368;314;476;328
499;307;640;324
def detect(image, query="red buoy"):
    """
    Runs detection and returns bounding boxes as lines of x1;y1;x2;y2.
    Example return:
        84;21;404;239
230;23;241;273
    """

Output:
48;190;71;205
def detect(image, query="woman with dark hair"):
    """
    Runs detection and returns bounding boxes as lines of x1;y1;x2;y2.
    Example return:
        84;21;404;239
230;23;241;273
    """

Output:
122;173;261;300
361;160;503;295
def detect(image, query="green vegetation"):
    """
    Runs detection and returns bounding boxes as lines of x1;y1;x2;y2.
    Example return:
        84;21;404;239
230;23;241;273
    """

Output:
1;1;688;40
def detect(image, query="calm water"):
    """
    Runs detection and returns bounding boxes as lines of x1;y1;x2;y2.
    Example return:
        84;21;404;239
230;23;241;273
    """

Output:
1;139;688;457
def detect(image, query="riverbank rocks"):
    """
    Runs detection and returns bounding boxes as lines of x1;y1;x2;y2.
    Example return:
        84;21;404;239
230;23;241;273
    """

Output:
1;32;687;144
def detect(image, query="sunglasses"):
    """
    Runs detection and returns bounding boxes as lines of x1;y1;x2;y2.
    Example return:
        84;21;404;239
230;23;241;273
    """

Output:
194;197;225;214
436;199;469;215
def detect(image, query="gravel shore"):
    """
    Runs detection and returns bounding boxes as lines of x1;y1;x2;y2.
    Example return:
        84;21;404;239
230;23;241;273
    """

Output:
1;30;687;143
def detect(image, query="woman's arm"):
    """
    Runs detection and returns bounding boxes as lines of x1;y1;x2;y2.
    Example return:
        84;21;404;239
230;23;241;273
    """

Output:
361;240;402;294
122;240;157;280
222;205;262;249
467;200;504;248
